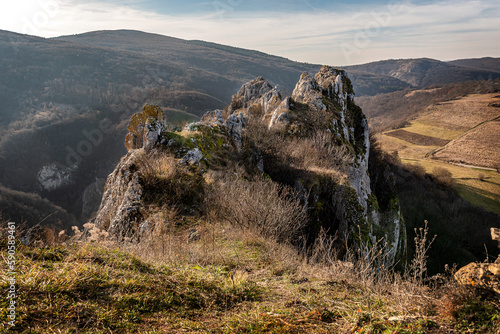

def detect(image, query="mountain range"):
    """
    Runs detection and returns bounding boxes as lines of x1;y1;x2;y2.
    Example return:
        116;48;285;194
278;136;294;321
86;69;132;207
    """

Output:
1;29;499;226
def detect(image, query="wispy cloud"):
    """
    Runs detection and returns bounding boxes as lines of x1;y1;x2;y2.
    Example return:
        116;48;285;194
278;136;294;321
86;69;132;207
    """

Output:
1;0;499;65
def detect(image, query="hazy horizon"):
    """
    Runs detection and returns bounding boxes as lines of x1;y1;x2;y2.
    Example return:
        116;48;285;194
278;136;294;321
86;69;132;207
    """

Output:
2;0;500;66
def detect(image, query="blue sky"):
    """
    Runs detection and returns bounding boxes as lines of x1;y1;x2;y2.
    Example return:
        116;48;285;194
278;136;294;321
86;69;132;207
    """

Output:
1;0;500;65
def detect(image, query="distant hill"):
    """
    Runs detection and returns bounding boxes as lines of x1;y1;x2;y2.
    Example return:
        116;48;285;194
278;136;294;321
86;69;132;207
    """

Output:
346;58;500;88
356;80;500;132
448;57;500;74
55;30;320;99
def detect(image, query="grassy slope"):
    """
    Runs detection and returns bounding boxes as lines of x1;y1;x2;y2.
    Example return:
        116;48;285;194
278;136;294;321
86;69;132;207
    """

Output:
376;93;500;215
2;222;500;333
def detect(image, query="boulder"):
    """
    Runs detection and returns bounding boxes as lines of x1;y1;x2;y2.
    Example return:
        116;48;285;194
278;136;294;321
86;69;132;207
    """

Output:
455;262;500;295
455;228;500;294
181;148;203;165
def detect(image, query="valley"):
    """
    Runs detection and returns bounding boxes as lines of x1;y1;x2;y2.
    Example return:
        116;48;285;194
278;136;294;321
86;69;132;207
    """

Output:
376;93;500;214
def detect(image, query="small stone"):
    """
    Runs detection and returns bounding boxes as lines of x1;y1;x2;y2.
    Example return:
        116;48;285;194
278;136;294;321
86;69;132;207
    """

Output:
188;228;201;242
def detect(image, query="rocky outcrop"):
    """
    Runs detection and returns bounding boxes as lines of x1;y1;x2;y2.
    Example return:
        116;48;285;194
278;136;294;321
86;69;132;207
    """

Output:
455;228;500;295
37;163;74;191
201;109;224;127
291;73;326;111
93;149;144;240
95;66;404;262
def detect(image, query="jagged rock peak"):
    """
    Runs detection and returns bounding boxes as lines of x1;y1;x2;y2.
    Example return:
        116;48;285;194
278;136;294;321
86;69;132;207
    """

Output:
229;76;282;115
291;66;353;112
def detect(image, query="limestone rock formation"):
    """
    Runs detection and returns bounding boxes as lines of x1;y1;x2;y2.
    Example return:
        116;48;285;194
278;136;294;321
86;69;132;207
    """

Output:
94;66;404;262
291;73;326;111
93;149;144;240
143;118;165;152
37;163;74;191
201;109;224;127
225;112;246;149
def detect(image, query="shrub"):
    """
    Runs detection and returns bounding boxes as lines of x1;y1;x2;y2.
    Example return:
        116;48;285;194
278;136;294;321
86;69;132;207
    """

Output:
432;166;454;187
405;163;427;179
137;151;205;213
205;172;307;242
289;130;351;172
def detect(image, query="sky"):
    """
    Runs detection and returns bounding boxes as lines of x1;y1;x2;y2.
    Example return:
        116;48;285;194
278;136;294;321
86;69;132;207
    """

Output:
1;0;500;66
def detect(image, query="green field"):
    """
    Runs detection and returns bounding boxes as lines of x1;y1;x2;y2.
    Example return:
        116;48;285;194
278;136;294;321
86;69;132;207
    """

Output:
402;157;500;215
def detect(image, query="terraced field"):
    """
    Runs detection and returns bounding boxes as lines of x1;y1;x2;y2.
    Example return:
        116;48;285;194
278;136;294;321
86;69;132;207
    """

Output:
376;93;500;214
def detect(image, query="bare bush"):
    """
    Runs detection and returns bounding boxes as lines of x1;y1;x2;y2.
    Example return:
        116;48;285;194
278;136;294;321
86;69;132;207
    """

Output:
432;166;454;187
405;163;427;179
205;172;307;242
289;130;352;173
409;220;437;285
136;151;177;184
137;151;204;210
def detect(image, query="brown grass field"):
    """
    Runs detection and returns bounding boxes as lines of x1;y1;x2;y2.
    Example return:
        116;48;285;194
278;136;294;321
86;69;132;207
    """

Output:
433;118;500;169
385;129;450;146
376;93;500;214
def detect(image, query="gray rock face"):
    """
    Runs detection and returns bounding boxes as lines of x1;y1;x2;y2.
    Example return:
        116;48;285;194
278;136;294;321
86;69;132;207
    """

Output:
291;73;326;111
37;163;74;191
93;149;144;240
230;76;274;111
143;119;165;152
269;97;291;129
181;148;203;165
201;109;224;126
225;113;246;149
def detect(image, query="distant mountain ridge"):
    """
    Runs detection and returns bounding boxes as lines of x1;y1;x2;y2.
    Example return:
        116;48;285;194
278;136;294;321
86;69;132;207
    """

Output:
346;57;500;87
448;57;500;74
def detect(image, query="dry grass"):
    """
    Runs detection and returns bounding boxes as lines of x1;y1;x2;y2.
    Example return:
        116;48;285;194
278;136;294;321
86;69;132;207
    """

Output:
2;218;499;333
204;171;307;242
